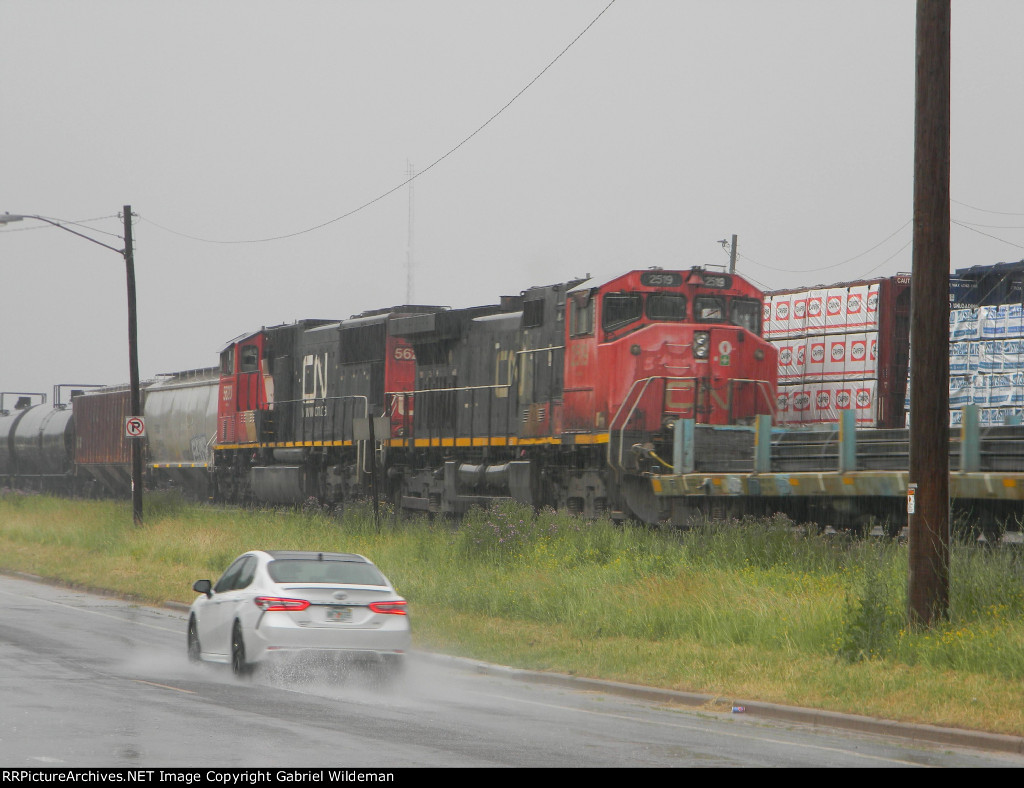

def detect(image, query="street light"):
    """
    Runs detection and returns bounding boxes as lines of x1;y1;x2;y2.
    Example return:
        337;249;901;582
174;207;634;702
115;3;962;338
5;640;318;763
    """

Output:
0;207;144;525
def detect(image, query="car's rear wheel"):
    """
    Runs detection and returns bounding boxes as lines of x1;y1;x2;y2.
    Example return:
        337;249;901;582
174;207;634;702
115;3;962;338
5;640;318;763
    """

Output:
231;621;251;678
187;616;201;662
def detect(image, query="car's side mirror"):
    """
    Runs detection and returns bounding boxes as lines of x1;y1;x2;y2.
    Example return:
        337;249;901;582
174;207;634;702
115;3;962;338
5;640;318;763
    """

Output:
193;579;213;598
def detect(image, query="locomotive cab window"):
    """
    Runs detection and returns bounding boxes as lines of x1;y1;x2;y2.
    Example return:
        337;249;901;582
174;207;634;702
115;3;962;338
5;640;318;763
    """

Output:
694;296;725;322
570;293;595;337
730;298;762;334
602;293;643;332
645;293;687;321
220;347;235;375
240;344;259;373
523;299;545;328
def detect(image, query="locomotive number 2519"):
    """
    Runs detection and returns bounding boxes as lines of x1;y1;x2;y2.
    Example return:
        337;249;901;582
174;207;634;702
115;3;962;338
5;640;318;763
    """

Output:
640;271;683;287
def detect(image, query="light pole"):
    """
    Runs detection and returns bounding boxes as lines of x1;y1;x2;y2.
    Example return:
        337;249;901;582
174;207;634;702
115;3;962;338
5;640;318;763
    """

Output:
0;207;144;525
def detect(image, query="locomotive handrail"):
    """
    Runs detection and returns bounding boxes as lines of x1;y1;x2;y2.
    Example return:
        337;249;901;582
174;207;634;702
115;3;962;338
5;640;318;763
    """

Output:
608;378;643;472
607;375;777;472
263;395;368;447
515;345;565;355
724;378;779;425
608;376;690;473
391;383;511;395
204;434;218;472
388;383;519;445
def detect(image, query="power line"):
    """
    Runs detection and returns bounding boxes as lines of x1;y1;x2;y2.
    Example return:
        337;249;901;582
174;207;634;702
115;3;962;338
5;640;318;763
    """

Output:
857;238;913;278
952;198;1024;217
734;220;912;275
140;0;618;246
739;216;1023;288
952;219;1024;251
951;218;1024;231
716;201;1024;282
0;214;122;239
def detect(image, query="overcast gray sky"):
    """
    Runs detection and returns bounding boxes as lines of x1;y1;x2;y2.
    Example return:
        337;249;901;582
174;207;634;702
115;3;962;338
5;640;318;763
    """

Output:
3;0;1023;397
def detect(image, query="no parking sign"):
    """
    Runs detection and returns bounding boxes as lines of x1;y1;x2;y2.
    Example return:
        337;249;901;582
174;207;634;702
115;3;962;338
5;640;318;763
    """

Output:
125;416;146;438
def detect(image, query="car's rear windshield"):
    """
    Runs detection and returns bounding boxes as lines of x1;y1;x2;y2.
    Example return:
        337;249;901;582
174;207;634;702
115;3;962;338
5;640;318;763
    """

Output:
267;559;387;586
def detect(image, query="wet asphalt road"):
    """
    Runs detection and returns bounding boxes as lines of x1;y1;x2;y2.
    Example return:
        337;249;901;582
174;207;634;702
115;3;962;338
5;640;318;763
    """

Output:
0;574;1021;768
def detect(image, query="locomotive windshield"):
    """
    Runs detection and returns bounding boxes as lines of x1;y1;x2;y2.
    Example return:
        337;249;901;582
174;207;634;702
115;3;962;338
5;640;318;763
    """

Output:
602;293;643;331
601;291;763;334
645;293;686;321
694;296;725;322
602;292;690;332
730;298;762;335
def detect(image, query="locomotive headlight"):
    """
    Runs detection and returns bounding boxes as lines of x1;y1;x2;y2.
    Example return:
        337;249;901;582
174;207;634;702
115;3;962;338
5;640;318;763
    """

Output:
693;331;710;359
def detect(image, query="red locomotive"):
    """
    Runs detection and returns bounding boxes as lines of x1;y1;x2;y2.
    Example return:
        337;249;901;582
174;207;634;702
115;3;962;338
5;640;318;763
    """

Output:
211;267;777;521
564;268;776;432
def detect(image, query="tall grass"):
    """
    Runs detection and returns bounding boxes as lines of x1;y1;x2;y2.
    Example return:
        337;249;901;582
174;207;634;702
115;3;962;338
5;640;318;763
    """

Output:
2;491;1024;732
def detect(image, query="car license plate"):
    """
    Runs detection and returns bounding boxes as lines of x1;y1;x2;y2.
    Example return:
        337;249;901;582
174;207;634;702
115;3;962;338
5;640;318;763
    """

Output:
326;606;352;622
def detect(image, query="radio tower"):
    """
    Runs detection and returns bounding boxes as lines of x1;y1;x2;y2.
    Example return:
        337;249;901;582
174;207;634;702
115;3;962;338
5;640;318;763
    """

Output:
405;160;415;304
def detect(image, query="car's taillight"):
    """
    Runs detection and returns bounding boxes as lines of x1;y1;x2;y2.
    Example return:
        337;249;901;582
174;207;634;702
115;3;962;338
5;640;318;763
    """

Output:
368;600;408;615
255;596;311;612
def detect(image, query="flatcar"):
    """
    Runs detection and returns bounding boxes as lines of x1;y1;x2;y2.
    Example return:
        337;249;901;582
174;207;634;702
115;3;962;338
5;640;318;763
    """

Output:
766;259;1024;430
765;274;912;428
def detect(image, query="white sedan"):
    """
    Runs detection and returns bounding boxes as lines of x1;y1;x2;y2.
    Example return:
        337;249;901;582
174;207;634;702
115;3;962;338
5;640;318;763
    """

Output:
187;550;410;678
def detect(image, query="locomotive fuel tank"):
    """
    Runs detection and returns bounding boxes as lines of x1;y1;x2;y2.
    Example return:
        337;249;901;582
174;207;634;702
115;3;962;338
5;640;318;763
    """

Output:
249;465;308;504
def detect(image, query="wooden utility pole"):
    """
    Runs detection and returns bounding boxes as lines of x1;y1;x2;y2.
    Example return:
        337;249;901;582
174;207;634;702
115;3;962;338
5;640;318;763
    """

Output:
124;205;144;526
908;1;951;625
